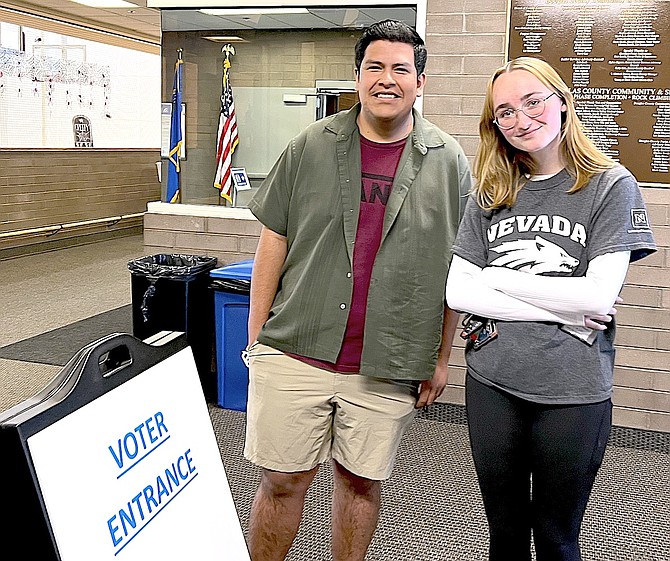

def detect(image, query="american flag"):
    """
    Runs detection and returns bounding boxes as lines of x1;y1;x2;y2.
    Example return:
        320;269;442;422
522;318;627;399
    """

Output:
213;48;239;203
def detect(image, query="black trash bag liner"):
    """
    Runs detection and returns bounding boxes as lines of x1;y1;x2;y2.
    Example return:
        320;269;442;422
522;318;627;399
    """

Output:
128;254;217;279
211;278;251;295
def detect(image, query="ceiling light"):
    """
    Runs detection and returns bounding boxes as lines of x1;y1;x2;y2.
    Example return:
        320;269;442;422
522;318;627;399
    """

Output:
203;36;248;43
69;0;138;7
200;8;309;17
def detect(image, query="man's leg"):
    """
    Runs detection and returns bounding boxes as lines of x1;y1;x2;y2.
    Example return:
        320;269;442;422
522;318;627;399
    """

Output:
244;345;336;559
329;375;417;561
331;460;381;561
247;466;320;561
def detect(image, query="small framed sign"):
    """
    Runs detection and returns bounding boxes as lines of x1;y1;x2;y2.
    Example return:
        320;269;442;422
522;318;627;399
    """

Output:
232;167;251;191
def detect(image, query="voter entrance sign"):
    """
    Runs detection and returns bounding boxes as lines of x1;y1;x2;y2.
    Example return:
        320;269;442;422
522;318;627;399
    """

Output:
0;333;250;561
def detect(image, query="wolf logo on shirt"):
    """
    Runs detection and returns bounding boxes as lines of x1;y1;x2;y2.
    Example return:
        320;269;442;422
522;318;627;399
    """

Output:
490;235;579;274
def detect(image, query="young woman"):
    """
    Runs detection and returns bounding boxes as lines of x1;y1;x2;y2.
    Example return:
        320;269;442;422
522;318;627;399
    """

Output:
445;57;656;561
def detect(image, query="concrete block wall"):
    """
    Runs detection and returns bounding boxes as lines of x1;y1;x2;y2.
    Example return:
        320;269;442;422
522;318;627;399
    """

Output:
143;203;261;266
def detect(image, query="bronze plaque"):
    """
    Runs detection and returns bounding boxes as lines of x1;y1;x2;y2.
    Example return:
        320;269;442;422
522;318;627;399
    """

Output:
508;0;669;185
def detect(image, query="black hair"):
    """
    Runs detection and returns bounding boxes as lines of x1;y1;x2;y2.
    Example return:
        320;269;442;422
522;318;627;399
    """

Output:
354;19;427;75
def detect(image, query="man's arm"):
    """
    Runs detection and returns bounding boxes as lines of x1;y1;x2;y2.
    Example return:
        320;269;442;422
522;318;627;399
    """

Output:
247;226;288;345
416;305;460;408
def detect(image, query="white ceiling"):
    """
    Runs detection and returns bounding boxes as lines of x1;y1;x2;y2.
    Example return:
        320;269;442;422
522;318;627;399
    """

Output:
161;6;416;32
2;1;161;44
1;2;415;44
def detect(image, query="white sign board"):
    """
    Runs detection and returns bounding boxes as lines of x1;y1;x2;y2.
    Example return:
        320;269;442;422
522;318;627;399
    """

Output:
160;102;186;159
27;348;249;561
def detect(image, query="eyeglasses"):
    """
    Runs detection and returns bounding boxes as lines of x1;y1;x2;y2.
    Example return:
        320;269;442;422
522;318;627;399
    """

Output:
493;92;557;130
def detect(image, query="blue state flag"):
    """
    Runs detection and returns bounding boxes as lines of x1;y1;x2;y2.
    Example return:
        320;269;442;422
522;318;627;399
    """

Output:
166;50;183;203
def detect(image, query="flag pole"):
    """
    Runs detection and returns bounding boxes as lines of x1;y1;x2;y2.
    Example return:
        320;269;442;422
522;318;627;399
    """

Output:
166;48;183;203
213;44;239;206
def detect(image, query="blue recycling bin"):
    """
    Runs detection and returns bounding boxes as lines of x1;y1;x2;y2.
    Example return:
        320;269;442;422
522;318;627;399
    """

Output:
210;260;253;411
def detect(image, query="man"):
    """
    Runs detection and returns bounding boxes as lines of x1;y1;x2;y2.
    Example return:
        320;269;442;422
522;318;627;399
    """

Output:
244;19;472;561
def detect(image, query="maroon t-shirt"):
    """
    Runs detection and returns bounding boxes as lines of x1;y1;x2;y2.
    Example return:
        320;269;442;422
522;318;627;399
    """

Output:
293;135;406;373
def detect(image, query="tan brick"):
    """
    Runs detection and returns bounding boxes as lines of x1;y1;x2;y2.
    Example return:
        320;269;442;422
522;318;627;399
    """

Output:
629;250;664;268
617;347;670;371
175;232;238;252
616;326;657;348
144;213;206;233
438;385;465;406
207;217;261;236
423;94;465;115
429;0;508;12
456;136;481;157
658;330;670;352
426;55;464;75
427;14;465;33
238;236;260;254
463;54;506;75
649;411;670;433
652;370;670;392
625;266;669;288
614;365;655;390
143;229;176;248
647;204;669;227
448;366;467;386
449;348;467;368
613;387;670;413
660;248;670;269
428;35;506;56
617;306;670;330
612;406;651;430
619;286;663;308
142;244;170;256
429;114;480;136
214;252;255;266
641;187;670;205
427;75;492;96
462;96;485;116
648;225;670;247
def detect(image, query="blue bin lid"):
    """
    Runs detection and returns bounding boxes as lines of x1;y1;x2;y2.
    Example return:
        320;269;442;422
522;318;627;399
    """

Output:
210;259;254;281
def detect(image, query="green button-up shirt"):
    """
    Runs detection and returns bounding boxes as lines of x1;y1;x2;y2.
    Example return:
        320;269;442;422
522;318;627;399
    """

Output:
249;105;472;380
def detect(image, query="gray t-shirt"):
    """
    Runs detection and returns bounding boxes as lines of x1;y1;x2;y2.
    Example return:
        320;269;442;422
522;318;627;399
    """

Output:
452;165;656;404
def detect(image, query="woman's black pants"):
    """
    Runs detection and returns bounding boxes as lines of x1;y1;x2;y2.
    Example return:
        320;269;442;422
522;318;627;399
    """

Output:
466;374;612;561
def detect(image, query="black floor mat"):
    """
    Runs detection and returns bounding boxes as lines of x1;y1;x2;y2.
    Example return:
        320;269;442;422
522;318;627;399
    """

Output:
0;305;133;366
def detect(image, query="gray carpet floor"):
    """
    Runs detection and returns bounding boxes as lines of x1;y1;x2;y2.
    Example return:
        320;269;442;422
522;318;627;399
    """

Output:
211;404;670;561
1;342;669;560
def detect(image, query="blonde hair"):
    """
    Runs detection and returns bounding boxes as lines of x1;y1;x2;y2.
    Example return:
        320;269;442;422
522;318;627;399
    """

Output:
473;57;616;210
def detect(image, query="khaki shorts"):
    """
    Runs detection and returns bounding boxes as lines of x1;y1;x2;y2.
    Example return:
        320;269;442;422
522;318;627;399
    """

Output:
243;342;419;480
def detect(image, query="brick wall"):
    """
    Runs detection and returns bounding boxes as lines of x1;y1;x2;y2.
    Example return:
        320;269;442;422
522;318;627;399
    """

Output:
143;203;260;266
0;149;160;260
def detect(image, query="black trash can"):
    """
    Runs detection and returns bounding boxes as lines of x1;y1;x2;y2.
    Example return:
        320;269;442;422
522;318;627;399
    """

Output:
128;254;218;400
